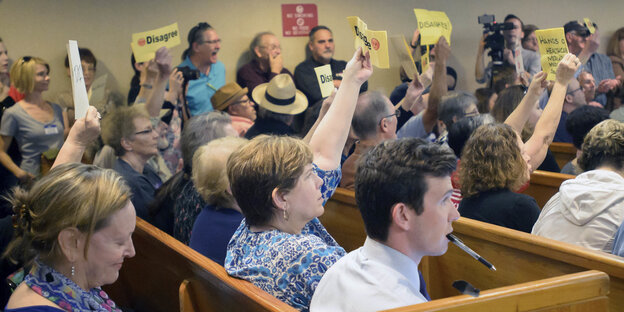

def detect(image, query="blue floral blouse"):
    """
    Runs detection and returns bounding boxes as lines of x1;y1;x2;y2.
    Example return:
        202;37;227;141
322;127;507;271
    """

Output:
225;164;345;311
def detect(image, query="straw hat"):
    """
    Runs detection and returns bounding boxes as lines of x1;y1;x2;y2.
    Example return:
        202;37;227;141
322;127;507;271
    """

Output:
211;82;248;111
251;74;308;115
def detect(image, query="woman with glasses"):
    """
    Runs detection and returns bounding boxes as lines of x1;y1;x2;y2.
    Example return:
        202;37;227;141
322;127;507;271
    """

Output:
101;106;161;222
0;56;68;184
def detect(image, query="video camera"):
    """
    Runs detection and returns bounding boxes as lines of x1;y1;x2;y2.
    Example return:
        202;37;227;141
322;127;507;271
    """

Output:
478;14;515;65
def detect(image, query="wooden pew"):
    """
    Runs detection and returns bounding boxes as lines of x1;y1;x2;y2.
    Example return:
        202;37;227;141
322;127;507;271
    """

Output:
104;218;297;312
549;142;577;169
322;188;624;311
384;270;609;312
521;170;575;208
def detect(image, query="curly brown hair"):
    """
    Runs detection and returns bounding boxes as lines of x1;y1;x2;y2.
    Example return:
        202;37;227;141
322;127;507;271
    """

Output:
459;123;528;198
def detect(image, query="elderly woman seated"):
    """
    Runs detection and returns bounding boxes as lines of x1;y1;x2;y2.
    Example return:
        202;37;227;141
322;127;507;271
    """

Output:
101;106;161;221
224;48;371;311
4;163;135;311
189;136;247;265
532;119;624;252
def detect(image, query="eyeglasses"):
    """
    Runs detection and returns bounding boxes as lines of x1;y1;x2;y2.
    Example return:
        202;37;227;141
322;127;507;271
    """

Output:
233;98;252;105
201;38;221;45
567;87;583;95
379;109;401;125
134;127;155;135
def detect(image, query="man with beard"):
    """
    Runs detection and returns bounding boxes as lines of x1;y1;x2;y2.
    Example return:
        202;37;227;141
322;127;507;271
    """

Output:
294;25;368;106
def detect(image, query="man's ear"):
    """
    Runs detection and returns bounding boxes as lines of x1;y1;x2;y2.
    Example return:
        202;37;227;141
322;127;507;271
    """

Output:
57;227;84;263
565;93;573;104
192;41;202;54
254;46;263;59
308;41;314;52
565;33;573;45
390;203;411;231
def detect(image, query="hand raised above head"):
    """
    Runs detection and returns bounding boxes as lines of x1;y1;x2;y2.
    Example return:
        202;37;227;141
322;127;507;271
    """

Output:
343;47;372;86
434;36;451;62
154;47;172;79
68;106;101;147
555;53;581;85
528;71;548;95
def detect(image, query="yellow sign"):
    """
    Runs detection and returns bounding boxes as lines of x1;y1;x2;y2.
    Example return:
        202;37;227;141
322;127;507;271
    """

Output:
421;45;430;74
535;27;569;81
414;9;452;46
390;35;419;79
314;64;334;98
583;18;595;34
131;22;181;63
346;16;389;68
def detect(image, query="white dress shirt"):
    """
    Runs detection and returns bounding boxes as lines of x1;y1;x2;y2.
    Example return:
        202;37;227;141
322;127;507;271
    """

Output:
310;237;427;311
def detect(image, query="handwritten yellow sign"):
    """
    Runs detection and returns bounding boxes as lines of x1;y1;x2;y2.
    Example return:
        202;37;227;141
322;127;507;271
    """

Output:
414;9;452;46
535;27;569;81
583;18;595;34
314;64;334;98
131;22;181;63
390;35;419;79
421;45;430;74
346;16;389;68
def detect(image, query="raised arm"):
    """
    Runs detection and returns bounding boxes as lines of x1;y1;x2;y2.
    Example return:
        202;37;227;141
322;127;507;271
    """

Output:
144;47;172;117
303;89;335;144
395;73;425;113
475;34;487;83
504;71;547;132
52;106;100;169
422;36;450;133
525;54;580;171
309;48;372;170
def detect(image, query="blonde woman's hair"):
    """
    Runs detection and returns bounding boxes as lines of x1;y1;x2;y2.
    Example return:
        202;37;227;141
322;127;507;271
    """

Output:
227;135;312;226
579;119;624;172
10;56;49;95
192;136;247;209
3;163;131;266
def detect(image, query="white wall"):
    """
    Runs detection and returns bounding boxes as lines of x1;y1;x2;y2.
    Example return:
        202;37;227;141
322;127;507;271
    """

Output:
1;0;623;103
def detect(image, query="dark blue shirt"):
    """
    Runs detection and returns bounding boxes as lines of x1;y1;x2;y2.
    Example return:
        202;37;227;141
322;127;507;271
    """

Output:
114;158;162;221
189;204;244;265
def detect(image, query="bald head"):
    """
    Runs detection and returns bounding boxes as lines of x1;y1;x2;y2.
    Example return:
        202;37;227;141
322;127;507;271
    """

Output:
352;91;396;141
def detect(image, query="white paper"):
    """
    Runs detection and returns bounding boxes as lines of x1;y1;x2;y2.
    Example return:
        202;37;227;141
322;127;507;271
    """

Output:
67;40;89;119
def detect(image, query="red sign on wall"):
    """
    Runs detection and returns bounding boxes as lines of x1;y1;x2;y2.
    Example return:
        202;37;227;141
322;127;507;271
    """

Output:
282;4;318;37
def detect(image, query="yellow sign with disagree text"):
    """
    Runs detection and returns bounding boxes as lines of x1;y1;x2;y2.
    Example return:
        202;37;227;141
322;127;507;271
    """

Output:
131;22;181;63
346;16;389;68
414;9;452;46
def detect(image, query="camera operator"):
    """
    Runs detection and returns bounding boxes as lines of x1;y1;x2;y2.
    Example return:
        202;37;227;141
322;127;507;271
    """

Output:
475;14;541;86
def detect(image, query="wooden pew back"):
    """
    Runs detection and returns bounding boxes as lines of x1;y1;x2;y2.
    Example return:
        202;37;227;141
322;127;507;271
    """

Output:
322;188;624;311
104;218;296;312
549;142;577;169
384;270;609;312
521;170;574;208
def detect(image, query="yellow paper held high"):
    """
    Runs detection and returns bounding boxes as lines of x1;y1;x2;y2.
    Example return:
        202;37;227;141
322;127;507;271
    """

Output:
346;16;389;68
535;28;569;81
314;64;334;98
131;22;181;63
414;9;452;46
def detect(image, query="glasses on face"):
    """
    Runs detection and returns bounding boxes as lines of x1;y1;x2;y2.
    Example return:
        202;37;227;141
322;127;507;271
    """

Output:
379;109;401;125
233;97;251;105
567;87;583;95
262;44;281;51
201;38;221;45
134;127;155;135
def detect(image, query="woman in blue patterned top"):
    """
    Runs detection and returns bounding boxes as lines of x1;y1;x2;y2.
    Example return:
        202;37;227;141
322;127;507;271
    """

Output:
224;47;372;311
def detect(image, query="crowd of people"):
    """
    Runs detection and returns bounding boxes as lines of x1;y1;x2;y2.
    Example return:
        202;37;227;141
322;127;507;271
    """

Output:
0;13;623;312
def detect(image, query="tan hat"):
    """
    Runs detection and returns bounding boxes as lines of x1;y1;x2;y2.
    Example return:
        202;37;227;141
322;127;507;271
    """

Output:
252;74;308;115
211;82;248;111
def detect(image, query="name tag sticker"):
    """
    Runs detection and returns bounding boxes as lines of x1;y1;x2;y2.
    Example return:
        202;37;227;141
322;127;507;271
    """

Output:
44;124;59;135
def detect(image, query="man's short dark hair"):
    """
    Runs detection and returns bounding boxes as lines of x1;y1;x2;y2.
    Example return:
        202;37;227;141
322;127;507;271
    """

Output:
355;138;456;241
564;21;590;37
351;91;391;140
447;114;495;158
64;47;96;69
309;25;332;41
439;91;477;130
504;14;524;29
566;106;610;149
